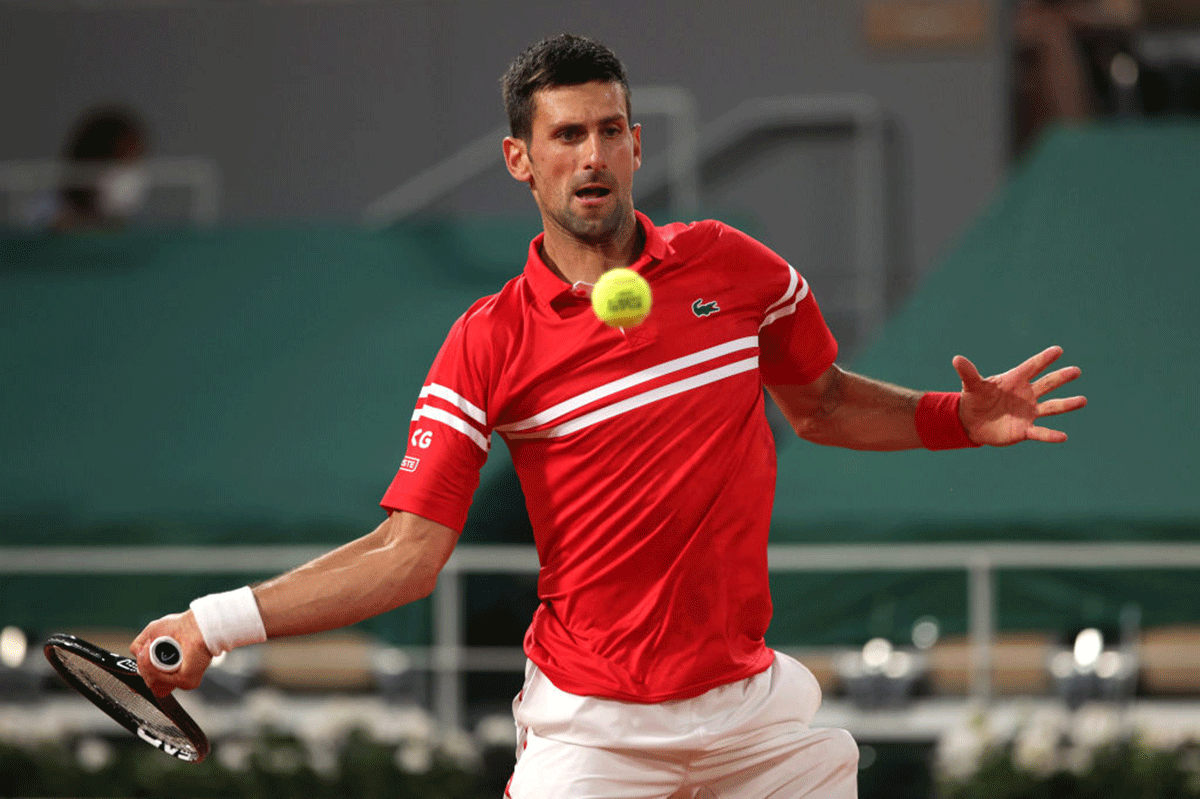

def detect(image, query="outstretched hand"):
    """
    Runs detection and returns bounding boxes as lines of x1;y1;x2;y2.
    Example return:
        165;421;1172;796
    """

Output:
955;345;1086;446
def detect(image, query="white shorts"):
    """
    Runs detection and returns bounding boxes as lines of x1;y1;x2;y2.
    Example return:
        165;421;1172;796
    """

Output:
505;651;858;799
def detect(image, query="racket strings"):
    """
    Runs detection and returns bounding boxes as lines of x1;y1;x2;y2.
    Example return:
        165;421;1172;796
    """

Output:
56;649;197;754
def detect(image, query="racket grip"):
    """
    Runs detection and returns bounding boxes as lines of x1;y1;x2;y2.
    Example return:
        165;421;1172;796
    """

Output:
149;636;183;673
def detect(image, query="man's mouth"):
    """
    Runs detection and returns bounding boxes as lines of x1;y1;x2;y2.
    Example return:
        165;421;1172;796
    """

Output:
574;185;612;200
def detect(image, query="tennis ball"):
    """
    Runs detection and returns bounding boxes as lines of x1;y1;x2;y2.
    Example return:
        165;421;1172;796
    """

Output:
591;268;652;328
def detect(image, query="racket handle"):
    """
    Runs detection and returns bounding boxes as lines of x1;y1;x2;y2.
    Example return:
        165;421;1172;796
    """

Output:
149;636;183;673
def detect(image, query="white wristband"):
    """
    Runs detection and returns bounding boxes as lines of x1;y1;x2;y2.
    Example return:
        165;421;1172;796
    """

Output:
189;586;267;656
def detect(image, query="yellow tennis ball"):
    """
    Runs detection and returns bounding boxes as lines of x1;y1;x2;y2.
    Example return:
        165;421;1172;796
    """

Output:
591;268;652;328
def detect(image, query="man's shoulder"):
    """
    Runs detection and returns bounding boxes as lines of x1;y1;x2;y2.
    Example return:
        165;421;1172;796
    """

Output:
449;274;530;341
658;218;722;249
659;218;765;258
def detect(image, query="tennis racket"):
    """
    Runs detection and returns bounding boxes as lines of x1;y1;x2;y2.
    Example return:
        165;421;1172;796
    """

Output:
43;633;209;763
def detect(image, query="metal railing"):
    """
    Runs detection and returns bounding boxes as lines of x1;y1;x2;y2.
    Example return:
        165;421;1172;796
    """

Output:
0;157;221;227
363;85;700;227
635;94;888;343
362;92;888;347
6;542;1200;731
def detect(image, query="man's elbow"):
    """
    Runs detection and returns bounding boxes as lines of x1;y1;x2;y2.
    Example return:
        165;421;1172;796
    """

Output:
780;399;839;444
396;542;453;605
767;366;843;442
412;569;441;601
791;416;839;446
378;512;457;606
377;561;441;611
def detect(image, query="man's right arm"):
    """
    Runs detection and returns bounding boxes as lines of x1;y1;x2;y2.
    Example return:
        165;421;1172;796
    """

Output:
254;510;458;637
131;511;458;695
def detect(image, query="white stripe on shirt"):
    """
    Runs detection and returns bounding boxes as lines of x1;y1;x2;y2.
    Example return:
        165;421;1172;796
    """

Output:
419;383;487;425
764;263;800;316
505;356;760;440
411;405;490;452
496;337;759;434
760;274;809;331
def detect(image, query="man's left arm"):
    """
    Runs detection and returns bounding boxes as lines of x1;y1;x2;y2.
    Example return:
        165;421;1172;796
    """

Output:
768;345;1086;451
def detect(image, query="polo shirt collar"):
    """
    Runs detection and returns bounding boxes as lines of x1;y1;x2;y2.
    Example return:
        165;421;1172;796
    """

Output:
523;210;669;307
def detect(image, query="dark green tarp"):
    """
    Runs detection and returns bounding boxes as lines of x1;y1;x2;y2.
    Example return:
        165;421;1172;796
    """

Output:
767;123;1200;644
1;220;540;642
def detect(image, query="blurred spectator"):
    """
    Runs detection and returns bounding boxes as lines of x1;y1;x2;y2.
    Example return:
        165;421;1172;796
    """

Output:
1013;0;1143;156
1137;1;1200;115
50;104;150;232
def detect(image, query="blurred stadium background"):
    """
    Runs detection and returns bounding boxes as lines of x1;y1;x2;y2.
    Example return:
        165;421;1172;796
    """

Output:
2;1;1200;797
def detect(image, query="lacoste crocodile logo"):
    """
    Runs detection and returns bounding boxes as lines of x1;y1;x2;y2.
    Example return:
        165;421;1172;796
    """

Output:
692;298;720;317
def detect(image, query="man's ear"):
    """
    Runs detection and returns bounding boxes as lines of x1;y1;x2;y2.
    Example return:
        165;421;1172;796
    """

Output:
503;136;532;183
631;123;642;171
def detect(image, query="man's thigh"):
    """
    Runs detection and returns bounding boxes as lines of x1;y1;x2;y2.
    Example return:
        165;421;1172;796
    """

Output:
689;725;859;799
507;727;686;799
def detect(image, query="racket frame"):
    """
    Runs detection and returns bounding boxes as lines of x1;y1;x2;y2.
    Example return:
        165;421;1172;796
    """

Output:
43;633;209;763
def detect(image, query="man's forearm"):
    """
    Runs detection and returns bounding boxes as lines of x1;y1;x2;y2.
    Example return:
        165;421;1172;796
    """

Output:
251;511;458;639
132;510;459;696
768;366;926;451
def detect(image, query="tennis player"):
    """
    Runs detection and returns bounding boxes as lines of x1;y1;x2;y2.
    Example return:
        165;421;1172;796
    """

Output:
133;34;1086;798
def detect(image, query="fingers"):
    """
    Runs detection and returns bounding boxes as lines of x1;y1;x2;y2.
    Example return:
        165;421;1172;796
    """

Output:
129;627;151;659
1037;395;1088;417
130;624;160;672
1016;345;1064;381
1032;365;1082;397
957;348;1078;390
1025;425;1069;443
134;639;177;696
136;644;206;695
952;354;985;390
131;614;211;696
141;669;175;698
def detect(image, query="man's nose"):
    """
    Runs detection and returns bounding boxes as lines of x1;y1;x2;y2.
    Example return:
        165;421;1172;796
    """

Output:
581;132;607;170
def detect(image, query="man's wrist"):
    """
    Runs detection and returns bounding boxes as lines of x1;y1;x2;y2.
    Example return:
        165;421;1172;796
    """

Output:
915;391;982;450
189;586;268;656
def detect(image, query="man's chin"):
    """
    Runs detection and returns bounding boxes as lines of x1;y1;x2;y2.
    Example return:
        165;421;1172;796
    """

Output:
562;208;628;244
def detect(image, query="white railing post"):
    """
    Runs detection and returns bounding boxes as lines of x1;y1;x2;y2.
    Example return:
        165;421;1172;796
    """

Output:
635;85;701;220
431;562;464;733
852;105;888;342
967;554;995;705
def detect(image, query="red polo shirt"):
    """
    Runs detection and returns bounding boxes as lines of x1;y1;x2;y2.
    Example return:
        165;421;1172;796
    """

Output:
382;212;837;702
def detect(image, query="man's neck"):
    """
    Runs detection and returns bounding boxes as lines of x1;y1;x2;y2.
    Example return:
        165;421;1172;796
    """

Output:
539;214;644;286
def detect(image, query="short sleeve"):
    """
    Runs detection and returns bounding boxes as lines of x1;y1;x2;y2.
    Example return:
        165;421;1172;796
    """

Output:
707;225;838;386
757;262;838;385
380;309;493;532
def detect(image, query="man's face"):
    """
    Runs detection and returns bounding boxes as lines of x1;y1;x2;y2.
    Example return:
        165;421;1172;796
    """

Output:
505;81;642;245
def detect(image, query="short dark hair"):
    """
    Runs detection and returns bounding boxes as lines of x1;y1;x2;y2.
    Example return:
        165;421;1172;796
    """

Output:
63;105;147;162
501;34;630;141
